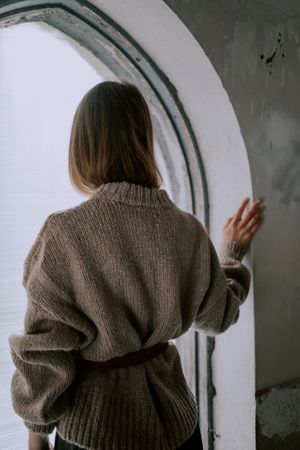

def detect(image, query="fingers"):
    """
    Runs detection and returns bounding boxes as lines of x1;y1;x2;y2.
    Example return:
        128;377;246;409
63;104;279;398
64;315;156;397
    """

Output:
233;197;250;223
224;197;265;243
243;210;262;232
224;216;234;227
242;203;262;224
244;216;264;240
243;206;265;241
240;199;264;227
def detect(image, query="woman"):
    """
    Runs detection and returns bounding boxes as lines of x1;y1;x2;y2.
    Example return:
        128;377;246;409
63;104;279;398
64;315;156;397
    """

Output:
9;81;264;450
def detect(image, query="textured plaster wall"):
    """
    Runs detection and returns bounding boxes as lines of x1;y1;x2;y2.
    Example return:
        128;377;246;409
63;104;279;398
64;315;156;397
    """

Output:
257;380;300;439
256;377;300;449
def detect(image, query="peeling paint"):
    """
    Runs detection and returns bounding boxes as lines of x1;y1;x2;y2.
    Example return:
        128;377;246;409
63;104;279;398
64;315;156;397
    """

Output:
256;379;300;438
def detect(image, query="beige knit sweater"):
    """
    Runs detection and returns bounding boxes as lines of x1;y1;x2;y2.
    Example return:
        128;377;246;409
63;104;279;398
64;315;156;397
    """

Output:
9;181;251;450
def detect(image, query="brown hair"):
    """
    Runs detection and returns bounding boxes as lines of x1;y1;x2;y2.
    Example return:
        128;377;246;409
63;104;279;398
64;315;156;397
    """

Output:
68;80;162;195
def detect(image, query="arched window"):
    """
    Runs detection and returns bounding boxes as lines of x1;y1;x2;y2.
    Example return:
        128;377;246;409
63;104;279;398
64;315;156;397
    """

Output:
0;2;254;449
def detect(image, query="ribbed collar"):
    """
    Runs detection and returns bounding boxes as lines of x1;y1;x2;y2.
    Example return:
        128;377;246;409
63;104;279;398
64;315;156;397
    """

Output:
88;181;174;207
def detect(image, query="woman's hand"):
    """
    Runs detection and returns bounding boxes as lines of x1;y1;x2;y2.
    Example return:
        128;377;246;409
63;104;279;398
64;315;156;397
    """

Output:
28;430;53;450
222;197;265;247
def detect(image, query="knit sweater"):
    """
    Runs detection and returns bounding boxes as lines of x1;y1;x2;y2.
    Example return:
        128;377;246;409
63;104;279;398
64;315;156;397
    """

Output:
9;181;251;450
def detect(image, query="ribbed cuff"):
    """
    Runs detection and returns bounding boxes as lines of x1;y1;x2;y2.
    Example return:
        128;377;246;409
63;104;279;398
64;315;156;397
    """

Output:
24;419;57;436
220;240;250;262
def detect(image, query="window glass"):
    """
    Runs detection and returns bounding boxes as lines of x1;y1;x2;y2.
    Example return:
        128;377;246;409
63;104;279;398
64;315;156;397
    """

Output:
0;21;116;449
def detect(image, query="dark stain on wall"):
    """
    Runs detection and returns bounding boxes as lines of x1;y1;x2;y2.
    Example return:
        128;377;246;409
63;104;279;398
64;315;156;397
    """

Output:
260;32;285;75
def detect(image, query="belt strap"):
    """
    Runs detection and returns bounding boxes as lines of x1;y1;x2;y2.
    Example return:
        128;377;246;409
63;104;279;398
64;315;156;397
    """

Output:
75;342;169;371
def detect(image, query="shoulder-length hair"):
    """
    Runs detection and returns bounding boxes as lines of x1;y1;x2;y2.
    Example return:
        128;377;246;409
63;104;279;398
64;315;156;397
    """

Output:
68;80;162;195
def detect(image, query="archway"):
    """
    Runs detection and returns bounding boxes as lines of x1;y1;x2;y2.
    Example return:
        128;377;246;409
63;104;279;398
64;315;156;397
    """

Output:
0;1;254;449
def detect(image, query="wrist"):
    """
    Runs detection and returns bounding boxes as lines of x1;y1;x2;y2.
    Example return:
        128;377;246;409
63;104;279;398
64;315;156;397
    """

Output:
220;239;250;261
28;431;49;450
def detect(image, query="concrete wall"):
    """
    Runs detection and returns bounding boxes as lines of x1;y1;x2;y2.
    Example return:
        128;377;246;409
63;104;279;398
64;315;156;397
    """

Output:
164;0;300;447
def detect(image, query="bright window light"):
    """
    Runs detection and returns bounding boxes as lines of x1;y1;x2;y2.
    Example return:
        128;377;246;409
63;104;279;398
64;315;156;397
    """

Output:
0;21;116;450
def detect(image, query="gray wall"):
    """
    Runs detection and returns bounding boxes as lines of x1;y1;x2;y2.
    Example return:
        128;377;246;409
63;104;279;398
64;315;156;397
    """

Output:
164;0;300;392
163;1;300;445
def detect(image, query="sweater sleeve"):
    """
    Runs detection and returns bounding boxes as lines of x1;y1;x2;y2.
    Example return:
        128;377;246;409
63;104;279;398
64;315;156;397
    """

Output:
8;214;97;436
192;227;251;337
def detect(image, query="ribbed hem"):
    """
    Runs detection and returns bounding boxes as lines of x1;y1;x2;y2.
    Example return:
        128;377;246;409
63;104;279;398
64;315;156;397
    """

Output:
24;419;57;436
88;181;173;208
219;239;250;262
56;372;198;450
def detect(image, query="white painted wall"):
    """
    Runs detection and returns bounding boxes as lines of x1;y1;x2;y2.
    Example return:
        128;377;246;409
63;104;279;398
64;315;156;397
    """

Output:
88;1;255;448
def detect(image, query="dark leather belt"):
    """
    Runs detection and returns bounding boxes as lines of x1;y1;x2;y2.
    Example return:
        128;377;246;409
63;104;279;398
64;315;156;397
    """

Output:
75;342;169;371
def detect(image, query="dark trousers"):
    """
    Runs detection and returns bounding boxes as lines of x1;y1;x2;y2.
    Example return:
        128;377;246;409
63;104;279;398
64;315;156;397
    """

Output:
54;421;203;449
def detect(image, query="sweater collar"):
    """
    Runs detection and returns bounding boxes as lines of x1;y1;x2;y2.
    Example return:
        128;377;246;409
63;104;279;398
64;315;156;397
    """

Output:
88;181;174;207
